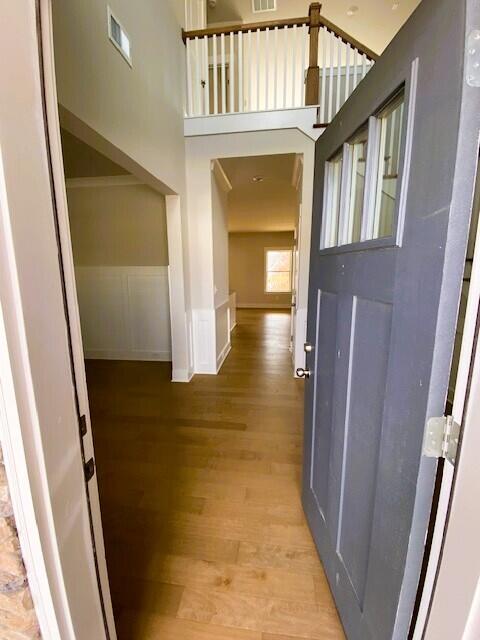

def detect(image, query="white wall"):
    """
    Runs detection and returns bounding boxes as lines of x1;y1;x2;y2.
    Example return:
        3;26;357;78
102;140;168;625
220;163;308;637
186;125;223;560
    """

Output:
52;0;193;381
185;128;315;376
67;182;172;362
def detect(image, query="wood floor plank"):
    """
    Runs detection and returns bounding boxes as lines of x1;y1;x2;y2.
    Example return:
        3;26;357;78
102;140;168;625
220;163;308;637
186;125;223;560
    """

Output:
144;554;317;604
88;310;344;639
118;612;262;640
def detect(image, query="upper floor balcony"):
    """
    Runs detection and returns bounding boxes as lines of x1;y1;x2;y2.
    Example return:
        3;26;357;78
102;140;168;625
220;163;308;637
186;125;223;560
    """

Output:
183;2;378;137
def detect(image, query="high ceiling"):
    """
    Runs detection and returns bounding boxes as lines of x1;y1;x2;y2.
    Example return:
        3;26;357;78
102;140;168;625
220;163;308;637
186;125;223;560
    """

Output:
220;154;300;233
207;0;422;54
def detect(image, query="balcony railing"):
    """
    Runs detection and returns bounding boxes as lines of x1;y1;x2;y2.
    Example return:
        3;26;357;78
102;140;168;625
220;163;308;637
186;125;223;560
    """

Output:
182;2;378;123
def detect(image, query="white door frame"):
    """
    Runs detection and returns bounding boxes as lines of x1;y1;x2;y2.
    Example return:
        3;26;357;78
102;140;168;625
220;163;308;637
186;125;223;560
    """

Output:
39;0;116;634
0;0;113;637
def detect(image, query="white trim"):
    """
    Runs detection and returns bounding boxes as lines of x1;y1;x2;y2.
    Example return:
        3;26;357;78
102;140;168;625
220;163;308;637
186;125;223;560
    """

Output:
0;166;61;640
65;175;141;189
211;159;232;192
107;6;132;67
216;341;231;372
185;107;325;141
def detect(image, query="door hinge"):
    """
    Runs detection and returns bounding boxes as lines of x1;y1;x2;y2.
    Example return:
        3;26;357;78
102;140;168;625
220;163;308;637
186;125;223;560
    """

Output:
423;415;460;466
79;414;87;437
84;458;96;482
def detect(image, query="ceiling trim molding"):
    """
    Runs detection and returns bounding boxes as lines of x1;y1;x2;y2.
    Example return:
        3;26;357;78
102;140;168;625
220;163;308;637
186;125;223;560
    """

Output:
65;175;141;189
291;154;303;190
211;159;233;193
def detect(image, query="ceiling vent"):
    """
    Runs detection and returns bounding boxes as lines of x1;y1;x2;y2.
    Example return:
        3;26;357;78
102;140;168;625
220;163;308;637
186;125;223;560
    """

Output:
252;0;277;13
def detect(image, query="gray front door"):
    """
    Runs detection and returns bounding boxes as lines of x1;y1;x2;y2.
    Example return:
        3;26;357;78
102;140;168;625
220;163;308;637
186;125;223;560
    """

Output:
302;0;479;638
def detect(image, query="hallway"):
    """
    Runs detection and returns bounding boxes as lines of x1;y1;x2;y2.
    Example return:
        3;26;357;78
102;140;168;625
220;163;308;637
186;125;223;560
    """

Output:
88;309;345;639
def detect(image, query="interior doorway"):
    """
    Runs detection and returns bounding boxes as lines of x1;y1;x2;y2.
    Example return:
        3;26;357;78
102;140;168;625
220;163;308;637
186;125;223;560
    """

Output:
211;153;303;376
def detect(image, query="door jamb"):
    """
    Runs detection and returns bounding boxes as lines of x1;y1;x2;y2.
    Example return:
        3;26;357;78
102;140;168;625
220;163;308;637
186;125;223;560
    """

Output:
37;0;116;635
411;153;480;638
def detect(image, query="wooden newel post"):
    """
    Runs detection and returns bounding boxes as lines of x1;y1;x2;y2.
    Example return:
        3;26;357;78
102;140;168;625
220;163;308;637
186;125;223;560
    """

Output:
305;2;322;106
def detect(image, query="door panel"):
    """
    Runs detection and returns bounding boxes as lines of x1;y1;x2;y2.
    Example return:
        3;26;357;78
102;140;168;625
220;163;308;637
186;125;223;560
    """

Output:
339;297;392;605
302;0;473;638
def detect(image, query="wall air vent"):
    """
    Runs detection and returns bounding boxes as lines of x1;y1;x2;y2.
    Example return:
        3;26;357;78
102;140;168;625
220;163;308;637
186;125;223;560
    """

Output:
252;0;277;13
108;7;132;66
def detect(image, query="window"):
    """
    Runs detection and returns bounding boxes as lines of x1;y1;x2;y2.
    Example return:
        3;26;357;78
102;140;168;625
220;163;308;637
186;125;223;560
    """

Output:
319;87;407;250
345;126;368;243
372;92;405;238
265;249;293;293
252;0;276;13
321;150;343;248
108;7;132;65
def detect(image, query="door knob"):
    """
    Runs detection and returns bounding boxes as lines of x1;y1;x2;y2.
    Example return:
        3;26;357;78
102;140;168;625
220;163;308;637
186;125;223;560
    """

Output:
304;342;314;353
296;368;311;379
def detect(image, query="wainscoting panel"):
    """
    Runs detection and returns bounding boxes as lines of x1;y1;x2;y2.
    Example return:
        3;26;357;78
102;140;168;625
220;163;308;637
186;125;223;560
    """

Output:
75;266;171;361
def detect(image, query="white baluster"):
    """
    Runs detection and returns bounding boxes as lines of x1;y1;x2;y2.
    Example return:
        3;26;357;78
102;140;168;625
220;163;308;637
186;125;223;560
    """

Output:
362;53;367;79
230;32;235;113
265;28;270;110
274;27;278;109
256;28;260;111
204;36;210;115
354;48;360;90
291;24;297;107
213;34;218;115
283;26;288;108
321;26;327;123
238;31;244;112
221;33;226;114
247;30;252;111
300;24;307;106
186;38;193;116
194;37;201;115
328;31;334;122
335;37;341;115
345;43;351;104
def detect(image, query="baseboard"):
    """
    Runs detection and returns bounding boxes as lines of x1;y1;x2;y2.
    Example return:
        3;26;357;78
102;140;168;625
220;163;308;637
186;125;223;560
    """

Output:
172;368;194;383
230;321;237;332
236;303;291;309
85;350;172;362
216;342;231;373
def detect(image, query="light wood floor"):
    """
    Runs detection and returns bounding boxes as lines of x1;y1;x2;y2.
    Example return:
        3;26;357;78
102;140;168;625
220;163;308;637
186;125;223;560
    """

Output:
88;309;345;640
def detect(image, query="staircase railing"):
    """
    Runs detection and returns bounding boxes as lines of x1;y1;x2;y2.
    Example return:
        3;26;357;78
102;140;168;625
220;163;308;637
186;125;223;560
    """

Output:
182;2;378;122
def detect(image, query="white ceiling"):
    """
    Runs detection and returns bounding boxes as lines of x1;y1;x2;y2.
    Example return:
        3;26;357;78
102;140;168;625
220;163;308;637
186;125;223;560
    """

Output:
220;154;300;233
207;0;422;54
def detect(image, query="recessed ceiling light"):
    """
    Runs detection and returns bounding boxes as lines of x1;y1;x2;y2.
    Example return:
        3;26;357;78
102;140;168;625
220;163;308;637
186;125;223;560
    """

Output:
392;1;400;9
347;5;359;16
252;176;264;183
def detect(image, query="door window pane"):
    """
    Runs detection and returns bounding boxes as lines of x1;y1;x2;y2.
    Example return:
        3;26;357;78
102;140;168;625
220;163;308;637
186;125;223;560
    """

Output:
373;93;405;238
346;127;368;244
322;151;343;248
265;249;293;293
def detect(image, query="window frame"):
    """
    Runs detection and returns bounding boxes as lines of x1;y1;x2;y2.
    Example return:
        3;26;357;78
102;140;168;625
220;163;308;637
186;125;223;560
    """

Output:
264;247;293;294
107;6;132;67
317;72;415;256
321;148;344;249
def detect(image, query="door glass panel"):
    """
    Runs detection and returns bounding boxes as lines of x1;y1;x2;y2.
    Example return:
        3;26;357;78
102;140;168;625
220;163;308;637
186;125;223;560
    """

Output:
322;151;343;248
373;93;405;238
346;127;368;244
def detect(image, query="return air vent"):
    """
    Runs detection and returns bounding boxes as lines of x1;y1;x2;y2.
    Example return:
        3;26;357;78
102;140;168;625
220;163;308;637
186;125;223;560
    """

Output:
252;0;276;13
108;7;132;65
